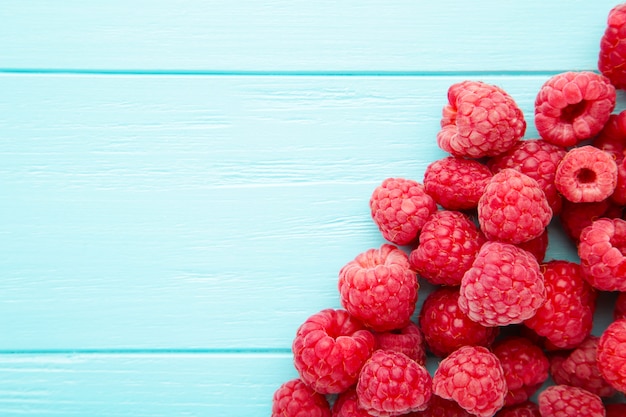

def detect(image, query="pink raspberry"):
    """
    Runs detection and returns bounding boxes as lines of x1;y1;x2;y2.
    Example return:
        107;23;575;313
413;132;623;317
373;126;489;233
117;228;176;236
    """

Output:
432;345;507;417
477;169;552;244
491;336;550;406
487;139;567;215
494;401;541;417
559;199;624;244
331;388;373;417
615;291;626;320
555;146;618;203
578;217;626;292
338;244;418;331
423;156;493;210
550;336;617;398
597;318;626;393
534;71;616;147
373;321;426;365
436;80;526;158
356;350;432;417
291;308;375;394
418;286;499;357
271;378;331;417
409;210;485;286
410;394;473;417
524;260;597;350
537;385;605;417
599;3;626;89
606;403;626;417
459;241;546;327
370;178;437;245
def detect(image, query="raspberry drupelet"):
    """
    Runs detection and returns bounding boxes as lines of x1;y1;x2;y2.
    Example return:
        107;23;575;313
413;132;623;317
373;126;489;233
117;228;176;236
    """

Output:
599;3;626;89
537;385;605;417
338;244;418;332
597;318;626;393
578;217;626;292
271;378;331;417
437;80;526;158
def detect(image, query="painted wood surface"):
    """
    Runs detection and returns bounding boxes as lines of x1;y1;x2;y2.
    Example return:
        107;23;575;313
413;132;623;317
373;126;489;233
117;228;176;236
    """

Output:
1;1;624;416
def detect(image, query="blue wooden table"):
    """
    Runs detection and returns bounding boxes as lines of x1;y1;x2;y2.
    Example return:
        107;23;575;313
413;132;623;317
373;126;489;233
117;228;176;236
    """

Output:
0;1;623;415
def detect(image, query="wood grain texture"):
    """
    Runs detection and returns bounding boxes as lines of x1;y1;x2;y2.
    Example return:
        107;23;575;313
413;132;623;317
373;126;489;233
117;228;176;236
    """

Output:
0;0;618;72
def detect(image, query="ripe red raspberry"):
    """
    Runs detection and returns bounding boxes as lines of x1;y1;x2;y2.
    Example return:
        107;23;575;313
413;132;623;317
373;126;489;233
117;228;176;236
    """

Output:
550;336;617;398
606;403;626;417
331;388;373;417
597;318;626;393
370;178;437;245
477;169;552;244
492;336;549;406
338;244;418;331
418;286;499;357
534;71;616;147
459;241;546;327
599;3;626;89
592;110;626;205
409;210;486;286
356;350;432;417
373;321;426;365
423;156;493;210
410;394;473;417
432;345;507;417
436;80;526;159
488;139;567;215
559;199;624;243
524;260;597;350
537;385;605;417
494;401;541;417
578;217;626;292
615;291;626;320
555;146;618;203
271;378;331;417
515;227;549;263
292;308;375;394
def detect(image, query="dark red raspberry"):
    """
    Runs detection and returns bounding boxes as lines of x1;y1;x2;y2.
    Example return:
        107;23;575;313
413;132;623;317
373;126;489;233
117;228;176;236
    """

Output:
410;394;473;417
338;244;418;331
432;345;507;417
418;286;499;357
373;321;426;365
515;228;549;263
578;217;626;292
494;401;541;417
555;145;618;203
409;210;485;286
437;80;526;158
488;138;567;215
534;71;616;147
597;318;626;393
538;385;605;417
615;291;626;320
550;336;617;398
271;378;331;417
524;260;597;350
477;169;552;244
331;388;372;417
606;403;626;417
356;350;432;417
599;3;626;89
370;178;437;245
292;308;375;394
492;336;550;406
423;156;493;210
459;241;546;327
559;199;624;243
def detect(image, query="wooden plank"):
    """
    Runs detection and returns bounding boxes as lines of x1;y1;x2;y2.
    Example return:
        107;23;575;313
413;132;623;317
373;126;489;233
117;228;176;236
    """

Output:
0;74;620;350
0;0;618;72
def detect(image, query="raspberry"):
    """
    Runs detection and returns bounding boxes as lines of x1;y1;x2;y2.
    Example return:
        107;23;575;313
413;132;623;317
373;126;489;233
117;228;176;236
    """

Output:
373;321;426;365
559;199;624;243
597;318;626;393
459;241;546;327
356;350;432;417
555;145;618;203
578;217;626;292
271;378;331;417
537;385;605;417
331;388;373;417
494;401;541;417
487;139;567;214
524;260;597;350
370;178;437;245
418;286;499;357
534;71;616;147
492;336;550;406
423;156;493;210
432;345;507;417
338;244;418;331
515;227;549;263
550;336;617;398
605;403;626;417
599;3;626;89
615;291;626;320
436;80;526;158
409;210;485;286
477;169;552;244
592;110;626;205
291;308;375;394
410;394;473;417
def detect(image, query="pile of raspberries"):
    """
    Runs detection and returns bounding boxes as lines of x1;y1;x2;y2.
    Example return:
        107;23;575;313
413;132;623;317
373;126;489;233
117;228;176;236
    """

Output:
273;4;626;417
